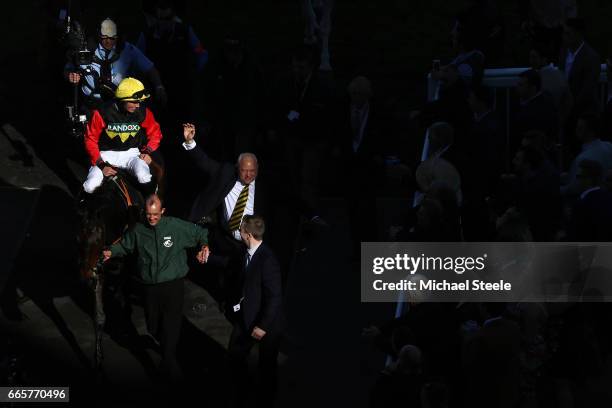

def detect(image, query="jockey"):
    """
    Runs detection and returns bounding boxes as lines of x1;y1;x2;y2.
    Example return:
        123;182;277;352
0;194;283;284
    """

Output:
82;77;162;194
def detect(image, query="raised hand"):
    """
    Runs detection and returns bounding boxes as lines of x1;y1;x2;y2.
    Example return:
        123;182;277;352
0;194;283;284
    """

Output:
183;123;196;144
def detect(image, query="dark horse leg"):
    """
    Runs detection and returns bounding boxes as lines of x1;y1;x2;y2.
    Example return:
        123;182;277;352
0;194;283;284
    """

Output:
93;273;105;370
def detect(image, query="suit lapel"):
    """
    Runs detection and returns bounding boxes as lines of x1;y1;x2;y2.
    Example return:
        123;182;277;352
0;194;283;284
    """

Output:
243;246;263;291
254;180;264;216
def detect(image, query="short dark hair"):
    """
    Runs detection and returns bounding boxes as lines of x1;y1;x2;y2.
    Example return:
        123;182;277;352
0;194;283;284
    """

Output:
241;214;265;240
578;159;604;184
519;69;542;92
565;17;586;35
578;112;601;135
470;84;494;107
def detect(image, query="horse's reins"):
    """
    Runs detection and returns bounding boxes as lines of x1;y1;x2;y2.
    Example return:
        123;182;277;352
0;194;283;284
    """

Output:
86;174;134;278
109;175;133;208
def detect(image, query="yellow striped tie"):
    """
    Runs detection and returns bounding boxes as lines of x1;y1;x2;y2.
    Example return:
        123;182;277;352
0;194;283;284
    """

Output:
228;184;250;231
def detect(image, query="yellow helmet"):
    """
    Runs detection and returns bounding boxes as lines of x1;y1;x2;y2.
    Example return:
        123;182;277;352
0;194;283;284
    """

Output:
115;77;150;102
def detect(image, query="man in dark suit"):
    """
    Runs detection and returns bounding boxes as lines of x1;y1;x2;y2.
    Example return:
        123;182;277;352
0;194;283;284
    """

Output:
568;159;612;241
514;69;559;152
227;215;282;407
334;76;386;247
181;123;315;297
266;45;336;206
559;18;601;117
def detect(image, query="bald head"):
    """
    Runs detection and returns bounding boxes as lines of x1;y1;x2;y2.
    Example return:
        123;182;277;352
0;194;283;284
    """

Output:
145;194;165;226
237;152;258;185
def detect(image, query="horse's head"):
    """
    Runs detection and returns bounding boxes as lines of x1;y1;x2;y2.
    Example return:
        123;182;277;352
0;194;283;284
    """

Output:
76;177;142;280
77;205;106;281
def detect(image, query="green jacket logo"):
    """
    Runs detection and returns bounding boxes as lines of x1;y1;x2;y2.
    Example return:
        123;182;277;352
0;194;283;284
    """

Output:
106;123;141;143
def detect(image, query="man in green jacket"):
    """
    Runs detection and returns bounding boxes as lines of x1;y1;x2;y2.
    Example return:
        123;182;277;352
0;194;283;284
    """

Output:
102;193;209;380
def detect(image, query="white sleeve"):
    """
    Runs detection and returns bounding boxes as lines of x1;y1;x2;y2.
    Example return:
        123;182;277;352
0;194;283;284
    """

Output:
182;141;197;150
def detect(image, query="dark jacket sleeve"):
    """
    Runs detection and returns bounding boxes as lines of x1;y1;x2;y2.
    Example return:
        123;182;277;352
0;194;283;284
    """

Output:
109;227;137;258
185;143;222;178
257;251;282;332
182;219;209;248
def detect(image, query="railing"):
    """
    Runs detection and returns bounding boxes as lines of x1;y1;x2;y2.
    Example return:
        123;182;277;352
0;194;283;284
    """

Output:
428;65;609;102
425;65;610;172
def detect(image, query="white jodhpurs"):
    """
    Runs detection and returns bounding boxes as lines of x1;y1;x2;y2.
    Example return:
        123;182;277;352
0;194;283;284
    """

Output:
83;148;152;193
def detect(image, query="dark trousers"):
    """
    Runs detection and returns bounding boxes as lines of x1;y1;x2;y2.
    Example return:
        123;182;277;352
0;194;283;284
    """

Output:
142;278;184;379
228;321;280;407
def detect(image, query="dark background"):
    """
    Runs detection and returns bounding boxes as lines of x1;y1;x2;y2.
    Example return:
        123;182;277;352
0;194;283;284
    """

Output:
2;1;612;407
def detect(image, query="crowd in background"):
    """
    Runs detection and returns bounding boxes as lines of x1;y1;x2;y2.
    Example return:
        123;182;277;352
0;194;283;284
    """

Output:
10;0;612;407
364;1;612;407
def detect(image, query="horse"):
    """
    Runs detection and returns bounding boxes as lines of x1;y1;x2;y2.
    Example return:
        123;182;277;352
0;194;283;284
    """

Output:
76;155;165;368
76;171;146;369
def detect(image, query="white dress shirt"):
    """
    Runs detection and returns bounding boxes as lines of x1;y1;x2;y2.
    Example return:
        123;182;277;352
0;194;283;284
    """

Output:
225;180;256;240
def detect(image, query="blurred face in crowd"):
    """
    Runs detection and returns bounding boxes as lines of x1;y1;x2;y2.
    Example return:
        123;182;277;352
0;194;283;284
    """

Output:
146;201;165;226
123;101;140;113
238;155;258;185
100;36;117;51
